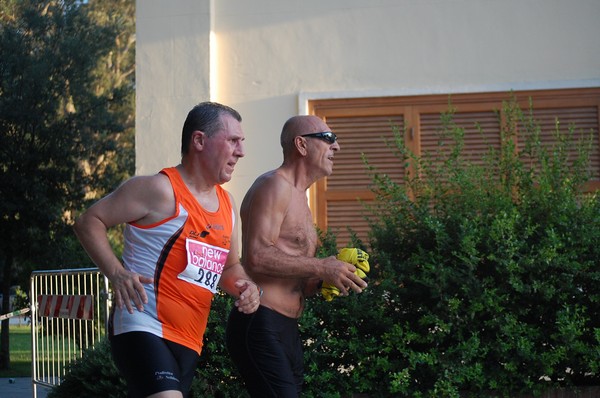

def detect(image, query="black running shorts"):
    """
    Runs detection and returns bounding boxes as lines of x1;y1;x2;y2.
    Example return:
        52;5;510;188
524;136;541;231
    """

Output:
110;331;199;398
226;305;304;398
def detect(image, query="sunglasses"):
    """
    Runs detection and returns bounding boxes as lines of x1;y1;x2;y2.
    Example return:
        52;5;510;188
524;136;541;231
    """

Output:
300;131;337;144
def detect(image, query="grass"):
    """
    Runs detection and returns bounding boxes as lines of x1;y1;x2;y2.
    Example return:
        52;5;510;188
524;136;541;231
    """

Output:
0;324;32;377
1;321;89;379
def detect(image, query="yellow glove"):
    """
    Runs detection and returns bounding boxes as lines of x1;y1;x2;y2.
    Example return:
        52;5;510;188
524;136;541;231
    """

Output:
337;247;370;277
321;248;370;301
320;283;340;302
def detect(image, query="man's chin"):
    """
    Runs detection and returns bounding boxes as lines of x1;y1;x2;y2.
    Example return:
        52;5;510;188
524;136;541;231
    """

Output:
220;174;233;184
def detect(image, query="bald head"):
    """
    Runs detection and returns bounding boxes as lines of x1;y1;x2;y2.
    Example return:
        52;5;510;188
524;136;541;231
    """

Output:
280;115;328;157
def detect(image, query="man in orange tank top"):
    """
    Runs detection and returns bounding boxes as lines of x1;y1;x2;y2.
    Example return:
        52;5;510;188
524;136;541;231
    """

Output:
74;102;261;398
226;115;368;397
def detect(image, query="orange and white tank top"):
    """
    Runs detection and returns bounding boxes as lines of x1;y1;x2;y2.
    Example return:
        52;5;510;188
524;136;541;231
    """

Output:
112;167;234;354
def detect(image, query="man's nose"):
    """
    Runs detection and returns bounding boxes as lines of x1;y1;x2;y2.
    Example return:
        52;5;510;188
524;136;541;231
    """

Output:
236;141;245;157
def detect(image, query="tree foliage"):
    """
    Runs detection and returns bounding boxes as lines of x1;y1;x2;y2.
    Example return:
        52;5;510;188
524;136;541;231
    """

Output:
0;0;134;369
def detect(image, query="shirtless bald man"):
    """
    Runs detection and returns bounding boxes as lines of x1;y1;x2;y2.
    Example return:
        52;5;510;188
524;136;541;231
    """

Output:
226;115;368;398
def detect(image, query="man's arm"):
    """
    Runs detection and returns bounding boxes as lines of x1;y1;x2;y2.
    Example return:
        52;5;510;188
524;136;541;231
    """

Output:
73;175;170;313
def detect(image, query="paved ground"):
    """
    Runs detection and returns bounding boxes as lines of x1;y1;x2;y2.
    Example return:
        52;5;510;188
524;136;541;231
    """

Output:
0;378;51;398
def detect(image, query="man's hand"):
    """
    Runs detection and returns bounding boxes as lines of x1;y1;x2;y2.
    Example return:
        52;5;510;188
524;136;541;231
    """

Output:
110;268;154;313
321;248;370;301
234;280;261;314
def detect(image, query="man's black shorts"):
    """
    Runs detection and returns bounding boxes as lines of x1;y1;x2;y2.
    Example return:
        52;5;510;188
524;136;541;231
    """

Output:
226;305;303;398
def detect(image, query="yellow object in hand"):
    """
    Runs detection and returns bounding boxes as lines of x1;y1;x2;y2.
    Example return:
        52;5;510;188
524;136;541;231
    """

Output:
321;248;370;301
337;247;370;274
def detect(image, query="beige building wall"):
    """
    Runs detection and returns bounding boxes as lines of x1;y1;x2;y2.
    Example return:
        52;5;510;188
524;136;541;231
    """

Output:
136;0;600;206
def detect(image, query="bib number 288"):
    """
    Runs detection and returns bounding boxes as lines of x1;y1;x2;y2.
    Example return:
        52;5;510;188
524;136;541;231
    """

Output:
195;269;219;290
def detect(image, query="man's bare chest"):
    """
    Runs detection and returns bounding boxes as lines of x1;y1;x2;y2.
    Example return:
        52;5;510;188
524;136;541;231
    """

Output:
280;199;317;252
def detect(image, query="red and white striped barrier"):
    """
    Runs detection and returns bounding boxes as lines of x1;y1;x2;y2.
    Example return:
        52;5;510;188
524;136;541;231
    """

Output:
37;294;94;320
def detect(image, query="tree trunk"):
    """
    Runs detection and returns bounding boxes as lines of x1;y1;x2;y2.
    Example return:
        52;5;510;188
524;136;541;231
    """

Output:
0;251;13;370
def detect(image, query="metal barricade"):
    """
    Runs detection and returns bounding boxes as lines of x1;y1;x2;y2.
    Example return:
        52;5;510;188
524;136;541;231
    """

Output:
30;268;110;397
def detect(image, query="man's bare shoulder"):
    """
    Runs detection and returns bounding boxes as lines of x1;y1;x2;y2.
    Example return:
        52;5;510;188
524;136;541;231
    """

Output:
242;169;292;210
248;169;292;194
115;173;174;219
117;173;172;197
82;172;173;227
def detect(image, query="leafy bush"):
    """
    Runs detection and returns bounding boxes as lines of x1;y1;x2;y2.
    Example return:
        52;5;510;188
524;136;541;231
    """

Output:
47;338;127;398
318;97;599;397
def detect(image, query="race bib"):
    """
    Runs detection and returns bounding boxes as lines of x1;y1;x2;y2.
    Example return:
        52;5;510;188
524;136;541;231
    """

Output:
179;238;229;294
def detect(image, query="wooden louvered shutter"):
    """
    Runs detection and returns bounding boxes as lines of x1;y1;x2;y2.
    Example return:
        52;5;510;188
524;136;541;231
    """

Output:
517;106;600;182
419;110;502;180
310;88;600;247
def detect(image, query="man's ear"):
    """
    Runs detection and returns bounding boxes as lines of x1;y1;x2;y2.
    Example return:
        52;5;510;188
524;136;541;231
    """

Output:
191;130;205;149
295;136;308;156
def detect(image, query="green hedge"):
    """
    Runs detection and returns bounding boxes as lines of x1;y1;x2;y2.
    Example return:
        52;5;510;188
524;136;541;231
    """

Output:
51;98;599;397
334;98;600;397
47;338;127;398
